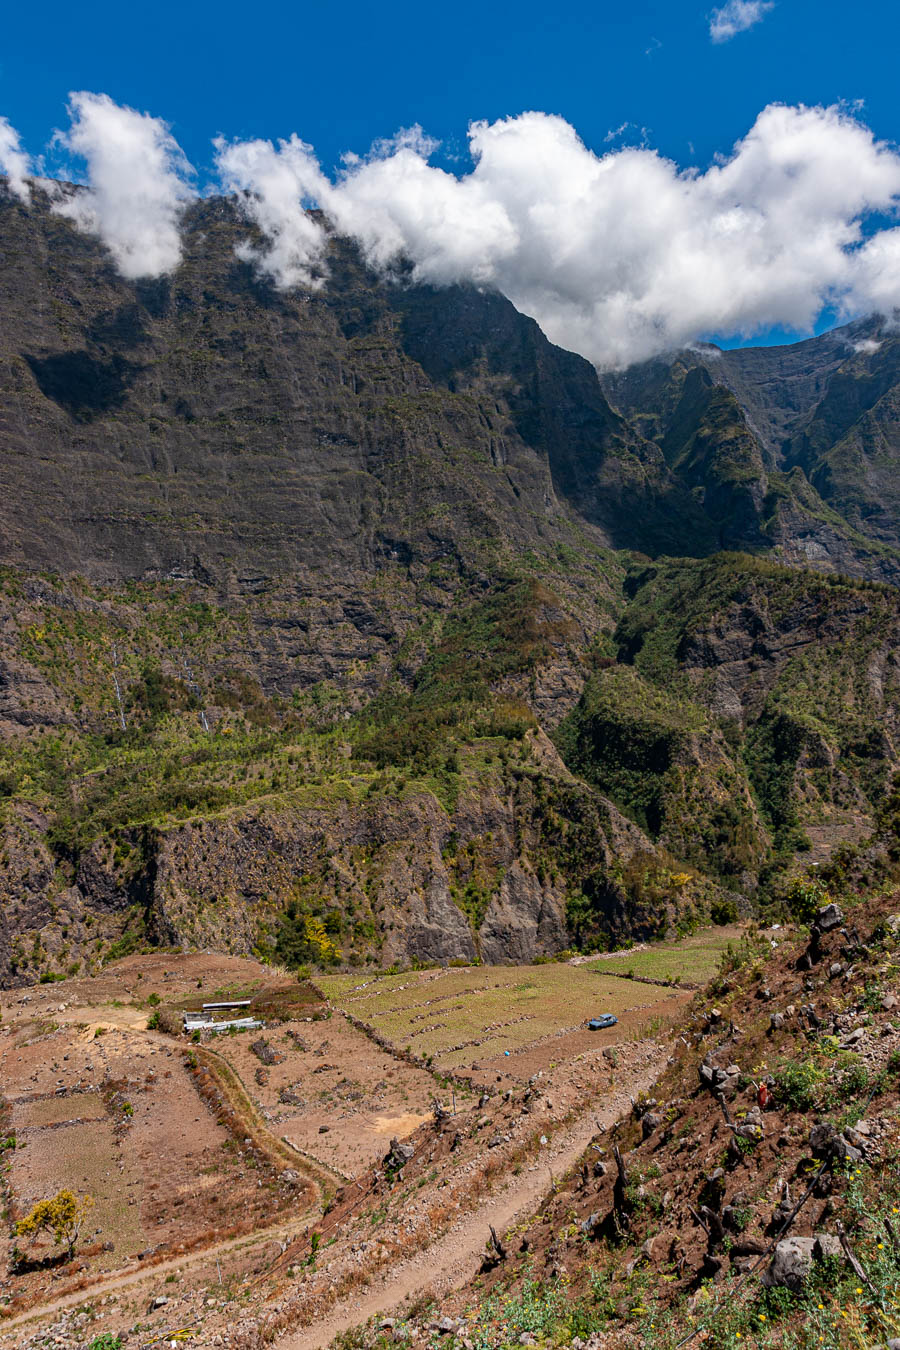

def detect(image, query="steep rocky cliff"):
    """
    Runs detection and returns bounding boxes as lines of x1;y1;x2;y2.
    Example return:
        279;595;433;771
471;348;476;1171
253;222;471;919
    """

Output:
3;185;900;984
601;319;900;580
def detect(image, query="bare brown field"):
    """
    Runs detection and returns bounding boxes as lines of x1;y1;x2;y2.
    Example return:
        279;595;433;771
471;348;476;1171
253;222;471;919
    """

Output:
0;1021;301;1310
0;956;316;1319
0;931;732;1344
0;949;463;1324
208;1011;440;1176
10;1091;106;1128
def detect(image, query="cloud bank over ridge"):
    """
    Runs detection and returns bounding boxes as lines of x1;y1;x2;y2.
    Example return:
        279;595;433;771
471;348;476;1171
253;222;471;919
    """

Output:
3;96;900;368
52;93;195;280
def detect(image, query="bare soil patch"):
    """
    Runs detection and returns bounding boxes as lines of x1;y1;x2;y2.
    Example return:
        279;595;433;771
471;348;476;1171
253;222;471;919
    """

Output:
208;1006;443;1176
0;956;313;1320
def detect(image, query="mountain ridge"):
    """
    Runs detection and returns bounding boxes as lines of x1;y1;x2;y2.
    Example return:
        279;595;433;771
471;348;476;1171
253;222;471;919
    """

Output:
3;186;900;985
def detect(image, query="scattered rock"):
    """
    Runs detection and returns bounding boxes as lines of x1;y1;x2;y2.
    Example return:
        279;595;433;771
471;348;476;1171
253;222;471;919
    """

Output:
250;1038;281;1066
814;1234;843;1262
385;1138;415;1168
816;903;844;932
809;1122;862;1164
761;1237;817;1291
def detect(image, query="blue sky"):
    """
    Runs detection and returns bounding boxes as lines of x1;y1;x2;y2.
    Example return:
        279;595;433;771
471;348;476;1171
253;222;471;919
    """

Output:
2;0;899;364
2;0;895;186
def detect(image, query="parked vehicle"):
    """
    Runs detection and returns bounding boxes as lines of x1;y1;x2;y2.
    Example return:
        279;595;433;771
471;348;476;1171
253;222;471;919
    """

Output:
588;1014;618;1030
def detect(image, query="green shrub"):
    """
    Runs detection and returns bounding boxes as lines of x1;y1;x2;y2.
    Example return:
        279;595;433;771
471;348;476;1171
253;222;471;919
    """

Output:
782;874;832;923
774;1057;828;1112
838;1061;869;1097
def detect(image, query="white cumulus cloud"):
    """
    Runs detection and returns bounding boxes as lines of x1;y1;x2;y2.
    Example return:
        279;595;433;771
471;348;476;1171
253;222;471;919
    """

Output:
214;104;900;369
53;92;195;279
710;0;774;43
844;227;900;324
0;115;31;202
213;133;330;289
10;92;900;368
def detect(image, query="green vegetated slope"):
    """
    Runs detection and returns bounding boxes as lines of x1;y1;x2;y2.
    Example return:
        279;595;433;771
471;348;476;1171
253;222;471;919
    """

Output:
4;186;900;985
1;564;725;985
556;555;900;934
5;549;900;988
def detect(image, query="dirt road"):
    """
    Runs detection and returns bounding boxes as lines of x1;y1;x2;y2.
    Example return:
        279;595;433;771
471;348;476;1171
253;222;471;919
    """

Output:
0;1211;315;1341
275;1047;667;1350
0;1046;665;1348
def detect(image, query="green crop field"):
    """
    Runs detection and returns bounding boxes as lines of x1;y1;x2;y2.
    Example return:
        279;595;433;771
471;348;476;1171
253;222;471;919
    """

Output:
319;926;737;1068
320;966;667;1069
585;925;740;987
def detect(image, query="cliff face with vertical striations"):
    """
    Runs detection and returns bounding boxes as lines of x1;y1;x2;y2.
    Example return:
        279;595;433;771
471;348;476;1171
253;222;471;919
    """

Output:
3;184;900;985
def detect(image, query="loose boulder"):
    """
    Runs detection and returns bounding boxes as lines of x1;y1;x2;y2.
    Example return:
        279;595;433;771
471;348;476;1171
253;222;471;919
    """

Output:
385;1138;415;1169
763;1232;846;1290
816;903;844;932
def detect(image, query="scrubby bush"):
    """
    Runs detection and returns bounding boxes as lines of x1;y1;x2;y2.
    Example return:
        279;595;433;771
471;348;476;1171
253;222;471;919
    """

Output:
774;1057;828;1112
15;1189;93;1259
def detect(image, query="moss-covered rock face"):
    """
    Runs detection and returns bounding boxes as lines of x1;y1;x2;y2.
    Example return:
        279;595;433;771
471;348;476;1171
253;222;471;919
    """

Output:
557;554;900;897
555;664;767;881
5;194;900;981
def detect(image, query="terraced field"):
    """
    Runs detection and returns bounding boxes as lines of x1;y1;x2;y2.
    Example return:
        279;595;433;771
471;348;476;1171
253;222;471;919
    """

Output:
319;967;668;1070
318;927;738;1072
584;925;740;986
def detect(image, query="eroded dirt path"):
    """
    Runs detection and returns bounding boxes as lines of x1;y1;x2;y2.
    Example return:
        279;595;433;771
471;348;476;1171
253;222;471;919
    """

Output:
274;1048;667;1350
0;1212;313;1340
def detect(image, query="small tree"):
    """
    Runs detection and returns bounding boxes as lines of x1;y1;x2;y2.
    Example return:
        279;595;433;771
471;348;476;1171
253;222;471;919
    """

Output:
15;1189;94;1260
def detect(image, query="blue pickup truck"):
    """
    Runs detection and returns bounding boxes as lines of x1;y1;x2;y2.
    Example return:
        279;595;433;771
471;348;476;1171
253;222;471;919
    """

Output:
588;1014;619;1030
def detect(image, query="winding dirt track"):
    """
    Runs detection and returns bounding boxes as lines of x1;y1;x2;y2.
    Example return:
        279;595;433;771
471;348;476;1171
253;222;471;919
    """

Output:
0;1214;311;1341
275;1047;668;1350
0;1004;667;1349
